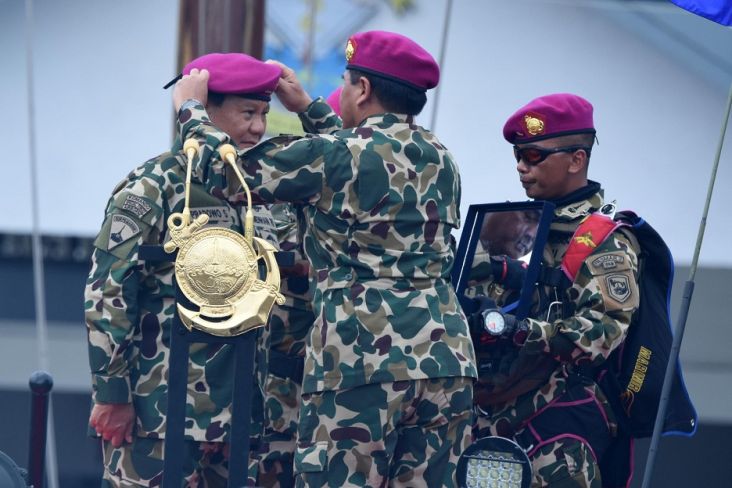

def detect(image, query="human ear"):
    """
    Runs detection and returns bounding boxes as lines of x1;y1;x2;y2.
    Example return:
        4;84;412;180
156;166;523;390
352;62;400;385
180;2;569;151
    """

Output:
356;76;371;106
567;149;587;175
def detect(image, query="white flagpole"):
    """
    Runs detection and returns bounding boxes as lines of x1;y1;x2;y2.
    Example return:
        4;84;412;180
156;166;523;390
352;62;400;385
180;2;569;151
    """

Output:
429;0;454;132
24;0;59;486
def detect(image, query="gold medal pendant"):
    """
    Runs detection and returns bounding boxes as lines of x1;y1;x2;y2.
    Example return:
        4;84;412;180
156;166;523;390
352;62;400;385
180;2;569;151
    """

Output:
165;140;285;336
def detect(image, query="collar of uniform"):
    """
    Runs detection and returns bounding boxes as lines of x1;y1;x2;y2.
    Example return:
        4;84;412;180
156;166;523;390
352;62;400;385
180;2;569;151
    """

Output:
358;112;413;128
552;181;604;222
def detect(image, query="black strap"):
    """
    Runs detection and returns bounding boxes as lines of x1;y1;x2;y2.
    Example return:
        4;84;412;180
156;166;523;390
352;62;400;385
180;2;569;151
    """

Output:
536;265;570;289
138;245;295;266
268;349;304;384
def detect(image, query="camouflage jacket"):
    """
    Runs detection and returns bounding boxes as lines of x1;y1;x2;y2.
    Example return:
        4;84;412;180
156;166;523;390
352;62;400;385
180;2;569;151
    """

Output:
84;139;278;442
476;185;640;437
268;204;314;358
177;98;478;394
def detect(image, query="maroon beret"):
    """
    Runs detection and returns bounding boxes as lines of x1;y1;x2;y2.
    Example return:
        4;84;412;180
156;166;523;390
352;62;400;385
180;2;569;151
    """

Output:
164;53;281;101
345;31;439;92
325;86;342;116
503;93;596;144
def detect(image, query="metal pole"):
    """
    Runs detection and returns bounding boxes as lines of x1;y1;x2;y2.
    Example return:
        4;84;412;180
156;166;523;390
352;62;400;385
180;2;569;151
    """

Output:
28;372;53;488
23;1;59;486
641;82;732;488
429;0;454;132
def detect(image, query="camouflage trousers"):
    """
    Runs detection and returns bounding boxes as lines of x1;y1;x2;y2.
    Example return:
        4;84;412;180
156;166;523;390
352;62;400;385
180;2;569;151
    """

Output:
294;376;474;488
100;437;258;487
258;368;303;488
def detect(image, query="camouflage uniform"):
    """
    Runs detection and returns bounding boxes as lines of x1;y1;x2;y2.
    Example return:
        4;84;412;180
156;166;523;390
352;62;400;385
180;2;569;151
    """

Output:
177;98;478;487
85;139;279;487
473;184;640;487
259;204;315;488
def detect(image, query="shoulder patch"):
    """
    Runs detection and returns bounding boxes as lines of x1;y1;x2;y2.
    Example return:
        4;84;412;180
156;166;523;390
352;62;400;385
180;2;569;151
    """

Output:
586;251;631;275
108;215;141;250
605;273;632;303
590;253;625;271
121;194;152;218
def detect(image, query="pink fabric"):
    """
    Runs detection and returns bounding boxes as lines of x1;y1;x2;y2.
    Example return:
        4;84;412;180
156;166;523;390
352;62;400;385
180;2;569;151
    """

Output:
326;86;342;116
503;93;595;143
345;30;439;91
183;53;281;98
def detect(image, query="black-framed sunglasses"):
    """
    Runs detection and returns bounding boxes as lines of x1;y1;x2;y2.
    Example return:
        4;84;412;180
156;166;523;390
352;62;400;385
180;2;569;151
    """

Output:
513;145;592;166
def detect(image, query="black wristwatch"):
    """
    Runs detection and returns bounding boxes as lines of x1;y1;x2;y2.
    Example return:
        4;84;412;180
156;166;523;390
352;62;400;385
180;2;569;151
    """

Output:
481;309;509;336
478;309;529;346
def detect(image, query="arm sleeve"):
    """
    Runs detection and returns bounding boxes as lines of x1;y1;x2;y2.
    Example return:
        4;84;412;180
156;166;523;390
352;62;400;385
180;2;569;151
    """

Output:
297;97;343;134
177;102;339;206
522;231;640;367
84;191;162;404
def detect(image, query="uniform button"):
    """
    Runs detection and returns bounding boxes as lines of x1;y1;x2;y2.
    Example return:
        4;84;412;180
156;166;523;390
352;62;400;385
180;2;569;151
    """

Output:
344;273;353;280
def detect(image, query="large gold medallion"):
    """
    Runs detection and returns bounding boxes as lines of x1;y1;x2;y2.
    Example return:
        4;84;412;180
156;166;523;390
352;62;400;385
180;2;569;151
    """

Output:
164;140;285;336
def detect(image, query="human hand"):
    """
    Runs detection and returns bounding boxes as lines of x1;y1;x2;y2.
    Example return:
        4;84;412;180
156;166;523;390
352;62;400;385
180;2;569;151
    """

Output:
266;60;312;113
89;403;135;447
474;307;529;346
173;68;210;112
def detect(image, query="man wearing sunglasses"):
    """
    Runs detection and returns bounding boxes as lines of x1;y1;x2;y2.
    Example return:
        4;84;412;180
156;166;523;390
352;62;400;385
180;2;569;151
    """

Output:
473;93;640;487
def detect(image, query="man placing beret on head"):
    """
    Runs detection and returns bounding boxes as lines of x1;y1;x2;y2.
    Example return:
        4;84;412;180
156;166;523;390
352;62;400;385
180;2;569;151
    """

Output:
472;94;641;487
84;52;283;487
172;31;477;487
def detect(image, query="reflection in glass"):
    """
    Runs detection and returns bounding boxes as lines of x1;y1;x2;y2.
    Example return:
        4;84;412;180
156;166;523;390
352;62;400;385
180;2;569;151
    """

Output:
479;209;540;260
464;209;541;306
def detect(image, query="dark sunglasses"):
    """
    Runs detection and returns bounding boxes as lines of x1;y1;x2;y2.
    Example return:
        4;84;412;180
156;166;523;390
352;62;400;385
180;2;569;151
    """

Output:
513;145;591;165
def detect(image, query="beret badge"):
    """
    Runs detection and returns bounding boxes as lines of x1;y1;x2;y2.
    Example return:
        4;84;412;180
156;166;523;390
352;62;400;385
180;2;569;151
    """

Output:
523;114;545;136
345;38;356;62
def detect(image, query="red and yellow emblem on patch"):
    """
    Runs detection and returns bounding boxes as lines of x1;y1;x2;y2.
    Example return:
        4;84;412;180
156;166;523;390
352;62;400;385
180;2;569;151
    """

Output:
345;38;356;63
523;113;545;136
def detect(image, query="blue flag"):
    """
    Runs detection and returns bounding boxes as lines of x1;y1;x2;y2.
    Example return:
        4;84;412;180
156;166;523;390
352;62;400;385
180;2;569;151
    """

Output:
670;0;732;25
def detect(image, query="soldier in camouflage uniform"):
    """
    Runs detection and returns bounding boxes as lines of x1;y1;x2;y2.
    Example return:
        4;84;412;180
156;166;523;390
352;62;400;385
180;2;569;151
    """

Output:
258;204;315;488
471;94;640;487
85;53;282;487
172;30;477;487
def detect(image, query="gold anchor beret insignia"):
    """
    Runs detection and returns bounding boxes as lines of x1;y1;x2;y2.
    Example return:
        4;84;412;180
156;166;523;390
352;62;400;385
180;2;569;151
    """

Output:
345;38;356;63
524;114;545;136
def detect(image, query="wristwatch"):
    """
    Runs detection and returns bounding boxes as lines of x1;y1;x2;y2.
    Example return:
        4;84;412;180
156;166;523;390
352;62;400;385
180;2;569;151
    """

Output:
481;309;508;336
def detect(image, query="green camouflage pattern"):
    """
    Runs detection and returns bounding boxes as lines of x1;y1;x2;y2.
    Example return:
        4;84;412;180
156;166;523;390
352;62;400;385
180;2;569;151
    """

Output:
176;98;478;396
529;437;601;487
473;190;640;480
293;378;473;487
84;139;279;444
259;203;315;487
100;438;258;487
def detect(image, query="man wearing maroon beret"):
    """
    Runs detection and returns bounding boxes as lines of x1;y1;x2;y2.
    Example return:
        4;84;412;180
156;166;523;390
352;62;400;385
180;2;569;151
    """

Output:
473;93;640;487
85;52;284;487
173;30;477;487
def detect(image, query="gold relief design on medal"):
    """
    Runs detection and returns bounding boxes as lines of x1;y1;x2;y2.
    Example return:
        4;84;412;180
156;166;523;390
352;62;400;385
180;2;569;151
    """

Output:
175;227;258;317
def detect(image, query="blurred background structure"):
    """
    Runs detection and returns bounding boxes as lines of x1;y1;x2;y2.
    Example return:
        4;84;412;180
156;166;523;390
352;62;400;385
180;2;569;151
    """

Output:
1;0;730;486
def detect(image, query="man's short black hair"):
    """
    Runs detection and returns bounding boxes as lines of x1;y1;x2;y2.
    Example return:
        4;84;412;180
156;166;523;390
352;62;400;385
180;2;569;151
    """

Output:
556;133;596;164
207;91;228;107
347;69;427;116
